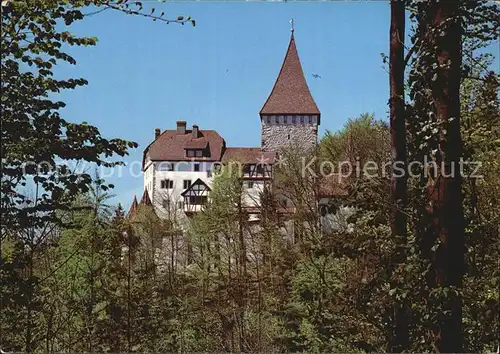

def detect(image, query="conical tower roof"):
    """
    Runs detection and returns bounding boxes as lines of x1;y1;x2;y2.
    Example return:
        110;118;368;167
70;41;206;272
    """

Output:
127;195;138;219
139;188;152;206
260;32;320;117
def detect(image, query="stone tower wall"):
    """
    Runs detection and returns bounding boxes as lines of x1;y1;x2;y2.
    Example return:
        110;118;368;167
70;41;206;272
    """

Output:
260;115;319;152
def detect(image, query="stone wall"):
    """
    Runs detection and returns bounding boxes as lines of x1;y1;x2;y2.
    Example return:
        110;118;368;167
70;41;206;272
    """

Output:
261;122;318;152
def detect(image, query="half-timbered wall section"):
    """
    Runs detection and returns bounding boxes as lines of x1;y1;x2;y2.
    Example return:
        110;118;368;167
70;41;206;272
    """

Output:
181;178;211;215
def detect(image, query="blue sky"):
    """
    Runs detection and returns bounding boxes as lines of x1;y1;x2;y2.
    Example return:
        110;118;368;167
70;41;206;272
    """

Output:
53;2;496;208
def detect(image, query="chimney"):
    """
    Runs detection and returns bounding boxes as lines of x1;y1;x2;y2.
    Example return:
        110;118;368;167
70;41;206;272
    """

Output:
192;124;199;138
176;120;186;135
154;128;161;139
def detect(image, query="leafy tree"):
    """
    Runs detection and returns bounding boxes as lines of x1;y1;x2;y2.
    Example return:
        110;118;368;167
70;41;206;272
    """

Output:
1;1;193;351
319;113;390;171
404;1;498;351
460;71;500;352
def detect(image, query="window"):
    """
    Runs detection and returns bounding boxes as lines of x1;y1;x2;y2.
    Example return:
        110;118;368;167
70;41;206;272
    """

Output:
163;199;170;208
264;165;272;177
247;181;254;189
186;149;203;158
308;115;312;124
158;162;173;171
177;201;183;208
161;179;173;189
189;195;208;205
194;163;200;172
183;180;191;189
292;116;296;124
299;115;304;124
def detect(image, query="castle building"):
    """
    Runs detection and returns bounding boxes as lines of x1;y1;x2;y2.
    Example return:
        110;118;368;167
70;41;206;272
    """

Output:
131;30;321;220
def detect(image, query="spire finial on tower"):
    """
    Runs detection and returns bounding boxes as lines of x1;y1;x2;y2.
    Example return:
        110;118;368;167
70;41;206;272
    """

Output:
259;20;320;117
290;18;294;33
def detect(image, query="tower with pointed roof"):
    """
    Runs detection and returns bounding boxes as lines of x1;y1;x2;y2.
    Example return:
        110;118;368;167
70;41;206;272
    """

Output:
260;28;320;152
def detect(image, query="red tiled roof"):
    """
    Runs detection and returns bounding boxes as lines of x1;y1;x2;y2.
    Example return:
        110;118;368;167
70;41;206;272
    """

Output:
260;33;320;117
184;139;208;149
317;174;348;198
127;195;138;219
143;128;225;167
221;147;276;164
140;188;152;206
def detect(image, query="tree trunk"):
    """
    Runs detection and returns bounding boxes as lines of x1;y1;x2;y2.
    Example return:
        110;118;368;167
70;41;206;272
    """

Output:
426;1;465;352
25;248;34;353
389;0;408;351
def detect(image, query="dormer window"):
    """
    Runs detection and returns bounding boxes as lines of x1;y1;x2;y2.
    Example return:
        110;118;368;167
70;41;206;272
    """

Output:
186;149;203;158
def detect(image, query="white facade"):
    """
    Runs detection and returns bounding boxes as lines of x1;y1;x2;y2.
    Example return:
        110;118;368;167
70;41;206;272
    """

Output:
144;158;273;221
144;160;215;220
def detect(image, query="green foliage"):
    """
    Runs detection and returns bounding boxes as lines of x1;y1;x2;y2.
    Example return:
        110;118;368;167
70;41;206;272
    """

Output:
403;1;499;351
1;1;498;352
1;1;193;351
319;113;390;169
278;255;358;353
460;72;500;352
1;0;138;233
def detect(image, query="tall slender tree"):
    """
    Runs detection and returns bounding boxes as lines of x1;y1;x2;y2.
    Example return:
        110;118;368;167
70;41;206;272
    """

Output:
407;0;468;351
388;0;408;351
426;2;465;351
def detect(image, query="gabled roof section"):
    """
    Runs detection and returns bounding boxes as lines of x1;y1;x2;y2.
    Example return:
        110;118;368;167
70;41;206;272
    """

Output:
181;178;211;197
142;128;225;170
260;33;320;117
